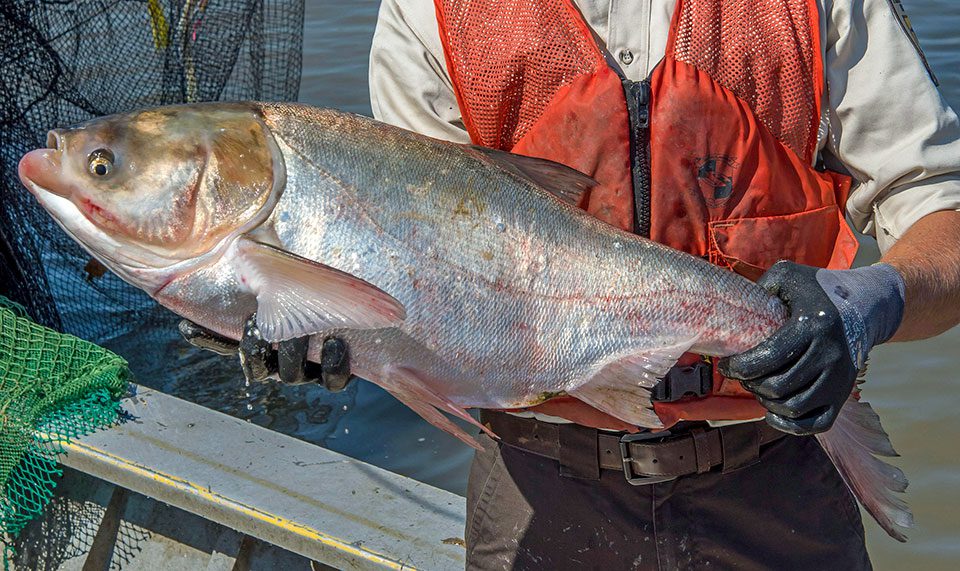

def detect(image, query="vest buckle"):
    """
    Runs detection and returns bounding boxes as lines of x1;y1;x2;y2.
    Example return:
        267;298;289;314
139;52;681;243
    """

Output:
651;360;712;402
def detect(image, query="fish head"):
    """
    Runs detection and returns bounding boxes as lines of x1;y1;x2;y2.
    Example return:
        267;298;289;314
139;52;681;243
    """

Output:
18;103;282;291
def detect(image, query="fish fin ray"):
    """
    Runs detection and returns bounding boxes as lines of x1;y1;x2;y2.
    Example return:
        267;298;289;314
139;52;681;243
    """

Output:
815;398;913;542
569;338;699;428
468;146;595;207
235;237;405;342
384;365;494;450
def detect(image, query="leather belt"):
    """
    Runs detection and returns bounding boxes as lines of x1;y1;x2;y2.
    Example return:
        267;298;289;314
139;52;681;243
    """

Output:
480;410;788;484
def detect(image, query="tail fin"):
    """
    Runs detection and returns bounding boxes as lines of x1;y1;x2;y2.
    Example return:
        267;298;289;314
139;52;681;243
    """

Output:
815;398;913;542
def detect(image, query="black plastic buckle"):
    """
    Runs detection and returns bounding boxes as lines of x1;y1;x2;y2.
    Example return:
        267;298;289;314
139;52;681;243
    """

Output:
650;360;712;402
619;431;677;486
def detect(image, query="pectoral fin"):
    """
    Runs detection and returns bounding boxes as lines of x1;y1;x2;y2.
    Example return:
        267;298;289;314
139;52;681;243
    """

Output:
235;237;405;342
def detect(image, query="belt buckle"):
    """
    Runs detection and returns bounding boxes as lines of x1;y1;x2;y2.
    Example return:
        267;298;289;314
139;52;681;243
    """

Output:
619;431;677;486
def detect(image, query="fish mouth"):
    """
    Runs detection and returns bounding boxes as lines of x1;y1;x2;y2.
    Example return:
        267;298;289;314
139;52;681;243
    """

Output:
17;145;116;240
18;129;74;196
18;147;67;197
19;170;136;266
17;150;233;296
19;137;172;273
17;157;177;294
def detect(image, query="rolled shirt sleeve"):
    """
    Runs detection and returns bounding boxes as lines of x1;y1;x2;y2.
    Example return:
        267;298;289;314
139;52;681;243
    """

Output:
822;0;960;253
368;0;470;143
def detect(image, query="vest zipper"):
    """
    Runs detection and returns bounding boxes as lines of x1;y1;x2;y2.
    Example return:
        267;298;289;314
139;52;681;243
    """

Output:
623;79;651;237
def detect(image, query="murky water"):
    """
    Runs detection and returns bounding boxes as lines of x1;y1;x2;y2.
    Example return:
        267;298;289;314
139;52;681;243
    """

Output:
197;1;960;568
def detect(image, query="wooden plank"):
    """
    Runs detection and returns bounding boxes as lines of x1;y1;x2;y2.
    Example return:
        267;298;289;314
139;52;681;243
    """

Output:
56;386;467;571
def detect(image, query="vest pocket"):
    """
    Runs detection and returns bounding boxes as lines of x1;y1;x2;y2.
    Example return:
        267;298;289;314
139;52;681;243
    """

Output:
707;205;859;281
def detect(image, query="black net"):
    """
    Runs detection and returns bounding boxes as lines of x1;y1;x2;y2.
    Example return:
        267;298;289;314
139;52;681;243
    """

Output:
0;1;330;416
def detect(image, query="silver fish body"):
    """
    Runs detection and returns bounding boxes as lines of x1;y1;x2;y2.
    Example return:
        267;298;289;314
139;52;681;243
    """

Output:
18;102;911;540
158;104;785;414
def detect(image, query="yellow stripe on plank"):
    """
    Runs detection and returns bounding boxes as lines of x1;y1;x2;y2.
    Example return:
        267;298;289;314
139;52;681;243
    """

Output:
61;438;414;570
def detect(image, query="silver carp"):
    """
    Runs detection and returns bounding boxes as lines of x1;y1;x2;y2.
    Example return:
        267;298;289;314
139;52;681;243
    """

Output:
18;102;911;539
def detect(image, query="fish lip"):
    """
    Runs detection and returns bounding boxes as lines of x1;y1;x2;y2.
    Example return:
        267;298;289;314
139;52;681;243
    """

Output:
18;148;67;197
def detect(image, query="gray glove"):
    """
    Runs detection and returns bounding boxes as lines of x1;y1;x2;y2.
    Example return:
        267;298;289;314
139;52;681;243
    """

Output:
178;315;354;391
719;261;905;435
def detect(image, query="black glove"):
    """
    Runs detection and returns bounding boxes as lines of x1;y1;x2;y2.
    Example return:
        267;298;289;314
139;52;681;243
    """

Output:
718;260;904;436
178;315;354;391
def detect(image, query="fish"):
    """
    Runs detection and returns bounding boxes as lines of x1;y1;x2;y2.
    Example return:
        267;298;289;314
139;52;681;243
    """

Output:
18;102;912;540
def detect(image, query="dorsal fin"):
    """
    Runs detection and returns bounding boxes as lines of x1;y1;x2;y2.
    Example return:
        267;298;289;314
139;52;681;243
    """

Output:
468;146;596;207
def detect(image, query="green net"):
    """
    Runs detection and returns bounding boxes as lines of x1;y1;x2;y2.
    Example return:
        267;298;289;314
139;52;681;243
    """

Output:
0;295;128;562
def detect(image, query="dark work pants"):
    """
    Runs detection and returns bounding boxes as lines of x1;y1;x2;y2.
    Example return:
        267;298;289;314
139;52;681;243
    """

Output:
465;431;871;570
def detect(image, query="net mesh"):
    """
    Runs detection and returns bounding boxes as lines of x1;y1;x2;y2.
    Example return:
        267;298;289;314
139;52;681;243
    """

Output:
436;0;605;150
0;1;304;402
671;0;820;162
0;295;128;563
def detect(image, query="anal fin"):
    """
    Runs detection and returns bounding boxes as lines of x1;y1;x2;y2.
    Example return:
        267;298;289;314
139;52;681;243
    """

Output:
570;338;698;429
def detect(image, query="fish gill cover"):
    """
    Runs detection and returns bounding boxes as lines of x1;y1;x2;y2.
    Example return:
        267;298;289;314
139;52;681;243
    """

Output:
0;0;306;411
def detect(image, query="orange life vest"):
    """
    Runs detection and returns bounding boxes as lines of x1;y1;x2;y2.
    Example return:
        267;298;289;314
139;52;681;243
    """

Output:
434;0;859;428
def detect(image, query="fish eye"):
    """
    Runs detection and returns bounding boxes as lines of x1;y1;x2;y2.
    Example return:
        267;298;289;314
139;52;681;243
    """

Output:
87;149;115;177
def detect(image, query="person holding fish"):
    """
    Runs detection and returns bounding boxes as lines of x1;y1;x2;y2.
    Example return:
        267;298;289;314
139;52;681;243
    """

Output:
360;0;960;568
15;0;960;569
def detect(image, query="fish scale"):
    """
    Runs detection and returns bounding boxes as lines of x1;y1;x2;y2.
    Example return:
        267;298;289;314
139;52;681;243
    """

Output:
18;102;911;540
258;104;782;407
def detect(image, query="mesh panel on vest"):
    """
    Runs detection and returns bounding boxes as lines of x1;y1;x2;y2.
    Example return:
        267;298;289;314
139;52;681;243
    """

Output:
436;0;605;150
671;0;820;162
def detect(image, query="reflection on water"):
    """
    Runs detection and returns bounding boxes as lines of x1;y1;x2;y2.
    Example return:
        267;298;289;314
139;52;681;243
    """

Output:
153;0;960;567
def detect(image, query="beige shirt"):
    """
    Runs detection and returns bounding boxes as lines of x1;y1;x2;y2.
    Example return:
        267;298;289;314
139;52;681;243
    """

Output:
370;0;960;253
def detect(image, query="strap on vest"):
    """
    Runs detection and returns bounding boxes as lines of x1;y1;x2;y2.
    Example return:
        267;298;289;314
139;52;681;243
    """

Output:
651;359;713;402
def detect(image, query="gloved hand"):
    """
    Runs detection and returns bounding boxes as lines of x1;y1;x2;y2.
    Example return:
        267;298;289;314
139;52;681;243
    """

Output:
178;315;354;391
718;261;905;436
